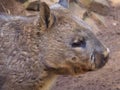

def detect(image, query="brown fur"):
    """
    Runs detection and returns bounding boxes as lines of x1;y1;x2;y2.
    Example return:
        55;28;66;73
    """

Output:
0;2;109;90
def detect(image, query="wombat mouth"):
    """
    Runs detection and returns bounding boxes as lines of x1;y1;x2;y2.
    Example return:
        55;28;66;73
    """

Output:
44;61;95;76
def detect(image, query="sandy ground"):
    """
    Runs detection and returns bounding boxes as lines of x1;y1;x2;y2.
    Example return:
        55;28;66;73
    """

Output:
51;5;120;90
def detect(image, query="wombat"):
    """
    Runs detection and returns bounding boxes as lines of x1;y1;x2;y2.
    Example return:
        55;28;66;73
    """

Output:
0;2;109;90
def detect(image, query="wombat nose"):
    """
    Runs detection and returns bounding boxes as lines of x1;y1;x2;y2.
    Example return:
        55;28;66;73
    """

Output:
92;48;110;69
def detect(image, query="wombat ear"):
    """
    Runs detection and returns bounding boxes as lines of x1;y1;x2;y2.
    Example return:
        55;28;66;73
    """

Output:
59;0;76;8
39;2;55;31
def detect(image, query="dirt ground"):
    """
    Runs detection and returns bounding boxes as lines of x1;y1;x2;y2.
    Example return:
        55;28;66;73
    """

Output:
51;5;120;90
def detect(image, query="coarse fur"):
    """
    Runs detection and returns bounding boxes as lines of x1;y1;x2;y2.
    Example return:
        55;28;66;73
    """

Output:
0;2;109;90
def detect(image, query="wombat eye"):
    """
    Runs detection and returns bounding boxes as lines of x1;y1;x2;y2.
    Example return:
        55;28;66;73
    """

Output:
71;37;86;48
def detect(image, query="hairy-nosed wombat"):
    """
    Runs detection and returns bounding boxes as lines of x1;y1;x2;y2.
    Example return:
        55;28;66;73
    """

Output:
0;2;109;90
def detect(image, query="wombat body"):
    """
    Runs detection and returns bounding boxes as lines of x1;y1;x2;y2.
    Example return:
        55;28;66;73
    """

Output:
0;2;109;90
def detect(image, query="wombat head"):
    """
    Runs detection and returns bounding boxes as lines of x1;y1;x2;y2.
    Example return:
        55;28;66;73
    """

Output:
38;2;109;75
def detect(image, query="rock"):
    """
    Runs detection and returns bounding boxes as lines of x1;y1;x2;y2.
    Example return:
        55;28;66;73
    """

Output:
76;0;110;16
62;1;107;33
109;0;120;7
89;12;107;27
68;2;100;33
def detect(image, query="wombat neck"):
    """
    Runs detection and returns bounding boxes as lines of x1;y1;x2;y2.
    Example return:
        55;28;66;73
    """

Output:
38;72;58;90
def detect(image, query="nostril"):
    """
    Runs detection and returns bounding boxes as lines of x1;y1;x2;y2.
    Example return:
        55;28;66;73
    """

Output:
90;53;95;64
